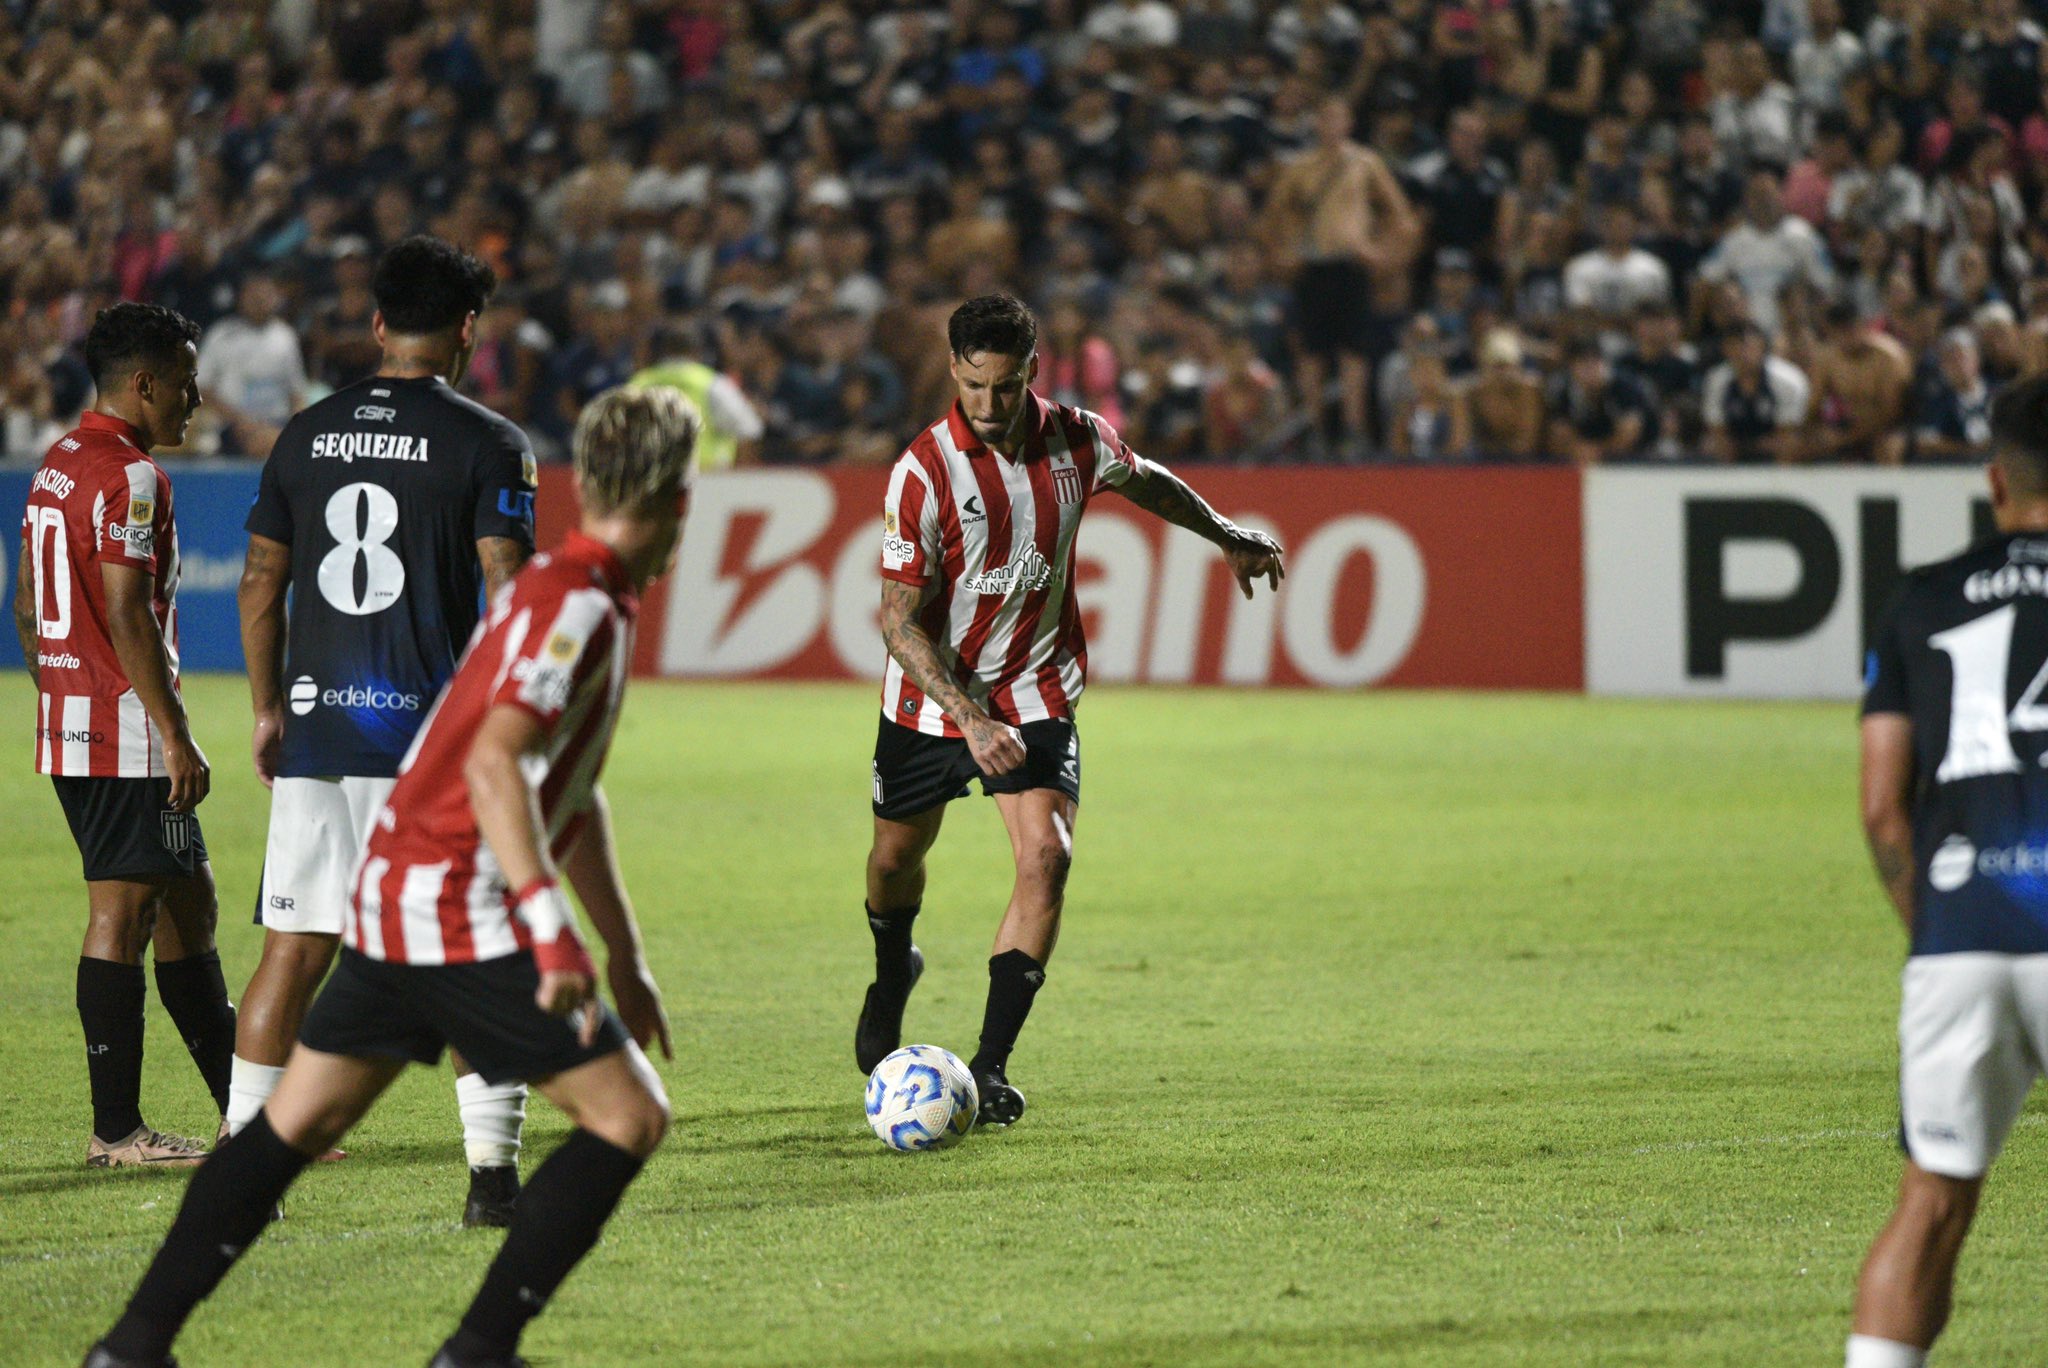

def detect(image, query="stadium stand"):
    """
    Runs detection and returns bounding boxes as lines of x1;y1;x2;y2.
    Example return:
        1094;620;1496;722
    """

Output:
2;0;2048;465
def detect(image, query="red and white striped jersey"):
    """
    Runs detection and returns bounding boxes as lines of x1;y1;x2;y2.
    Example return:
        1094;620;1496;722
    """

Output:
880;393;1139;736
22;412;181;777
347;532;636;965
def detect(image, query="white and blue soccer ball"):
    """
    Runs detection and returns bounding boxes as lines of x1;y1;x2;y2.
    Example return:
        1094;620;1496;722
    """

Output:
865;1045;978;1151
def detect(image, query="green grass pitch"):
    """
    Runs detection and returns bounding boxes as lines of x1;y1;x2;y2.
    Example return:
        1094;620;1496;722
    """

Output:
4;674;2045;1365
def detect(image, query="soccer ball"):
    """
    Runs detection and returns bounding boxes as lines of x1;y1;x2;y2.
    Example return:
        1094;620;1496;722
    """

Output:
865;1045;979;1151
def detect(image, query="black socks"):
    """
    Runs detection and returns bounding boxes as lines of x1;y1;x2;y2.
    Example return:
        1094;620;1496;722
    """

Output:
77;958;146;1141
970;949;1046;1076
102;1110;311;1362
155;951;236;1114
866;902;920;988
451;1128;645;1361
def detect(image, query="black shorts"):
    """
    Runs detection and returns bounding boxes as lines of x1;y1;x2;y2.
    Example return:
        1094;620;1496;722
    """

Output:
51;776;209;882
299;947;632;1086
1293;259;1374;358
871;715;1080;821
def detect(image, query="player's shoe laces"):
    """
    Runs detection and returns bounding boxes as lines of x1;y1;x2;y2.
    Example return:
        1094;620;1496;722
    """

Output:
974;1065;1026;1128
82;1343;177;1368
87;1126;207;1169
855;945;924;1074
463;1165;520;1228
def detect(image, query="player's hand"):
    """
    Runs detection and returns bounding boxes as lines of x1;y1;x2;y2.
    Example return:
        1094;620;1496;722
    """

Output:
536;967;600;1041
608;954;673;1061
962;712;1027;777
163;731;211;811
251;705;283;790
1222;528;1286;599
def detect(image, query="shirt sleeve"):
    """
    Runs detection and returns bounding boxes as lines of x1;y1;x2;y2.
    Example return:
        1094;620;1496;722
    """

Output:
1083;409;1143;490
245;441;293;542
99;459;164;573
1862;593;1911;716
472;421;539;548
491;585;613;728
880;453;941;586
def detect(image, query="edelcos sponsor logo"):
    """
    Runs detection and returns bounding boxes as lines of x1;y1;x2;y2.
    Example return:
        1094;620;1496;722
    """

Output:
1929;836;1976;892
1929;834;2048;892
309;432;431;463
288;674;423;717
962;544;1053;596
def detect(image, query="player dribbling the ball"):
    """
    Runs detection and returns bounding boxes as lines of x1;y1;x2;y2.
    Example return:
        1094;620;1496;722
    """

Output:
856;293;1285;1127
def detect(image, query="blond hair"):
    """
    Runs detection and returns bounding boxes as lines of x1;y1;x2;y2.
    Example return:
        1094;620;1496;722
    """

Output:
571;385;701;514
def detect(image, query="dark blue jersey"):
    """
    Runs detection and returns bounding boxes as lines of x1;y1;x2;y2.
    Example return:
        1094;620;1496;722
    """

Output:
247;374;536;778
1864;533;2048;955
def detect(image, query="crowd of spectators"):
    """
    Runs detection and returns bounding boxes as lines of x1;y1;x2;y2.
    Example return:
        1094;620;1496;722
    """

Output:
4;0;2048;465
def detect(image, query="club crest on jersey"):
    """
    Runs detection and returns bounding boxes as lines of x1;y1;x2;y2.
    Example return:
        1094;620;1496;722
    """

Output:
544;632;581;663
521;450;539;489
884;509;897;535
963;544;1053;596
128;496;153;524
1052;466;1082;505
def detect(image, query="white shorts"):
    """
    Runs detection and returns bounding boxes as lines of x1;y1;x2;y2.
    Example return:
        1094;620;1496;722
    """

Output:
1899;952;2048;1178
259;776;396;936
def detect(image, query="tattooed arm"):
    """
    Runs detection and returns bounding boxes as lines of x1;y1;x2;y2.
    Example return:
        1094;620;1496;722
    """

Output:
239;533;292;788
880;577;1025;775
1860;713;1917;932
1112;456;1286;599
477;535;532;600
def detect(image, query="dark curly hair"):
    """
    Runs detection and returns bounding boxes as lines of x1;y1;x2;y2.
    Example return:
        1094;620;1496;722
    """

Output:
372;235;497;335
81;303;200;388
947;293;1037;362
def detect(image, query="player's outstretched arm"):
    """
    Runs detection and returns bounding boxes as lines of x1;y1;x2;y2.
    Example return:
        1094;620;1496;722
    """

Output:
562;787;672;1060
104;560;209;810
880;578;1025;775
238;533;290;788
1112;457;1285;599
12;531;37;689
1860;713;1917;931
465;703;601;1035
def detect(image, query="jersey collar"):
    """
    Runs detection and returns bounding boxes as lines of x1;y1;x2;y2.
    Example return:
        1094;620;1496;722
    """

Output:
78;410;144;449
562;531;634;600
945;391;1048;463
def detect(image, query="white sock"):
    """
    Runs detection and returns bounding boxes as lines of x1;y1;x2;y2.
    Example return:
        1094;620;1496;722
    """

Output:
1846;1334;1928;1368
456;1074;527;1169
225;1056;286;1136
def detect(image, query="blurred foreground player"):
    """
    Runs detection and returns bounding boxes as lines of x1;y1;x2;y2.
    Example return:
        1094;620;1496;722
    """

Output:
1849;374;2048;1367
857;294;1284;1125
15;303;235;1167
231;236;539;1224
86;386;697;1368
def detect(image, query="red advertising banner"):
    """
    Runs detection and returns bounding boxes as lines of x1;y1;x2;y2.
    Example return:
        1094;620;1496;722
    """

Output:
536;466;1583;690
